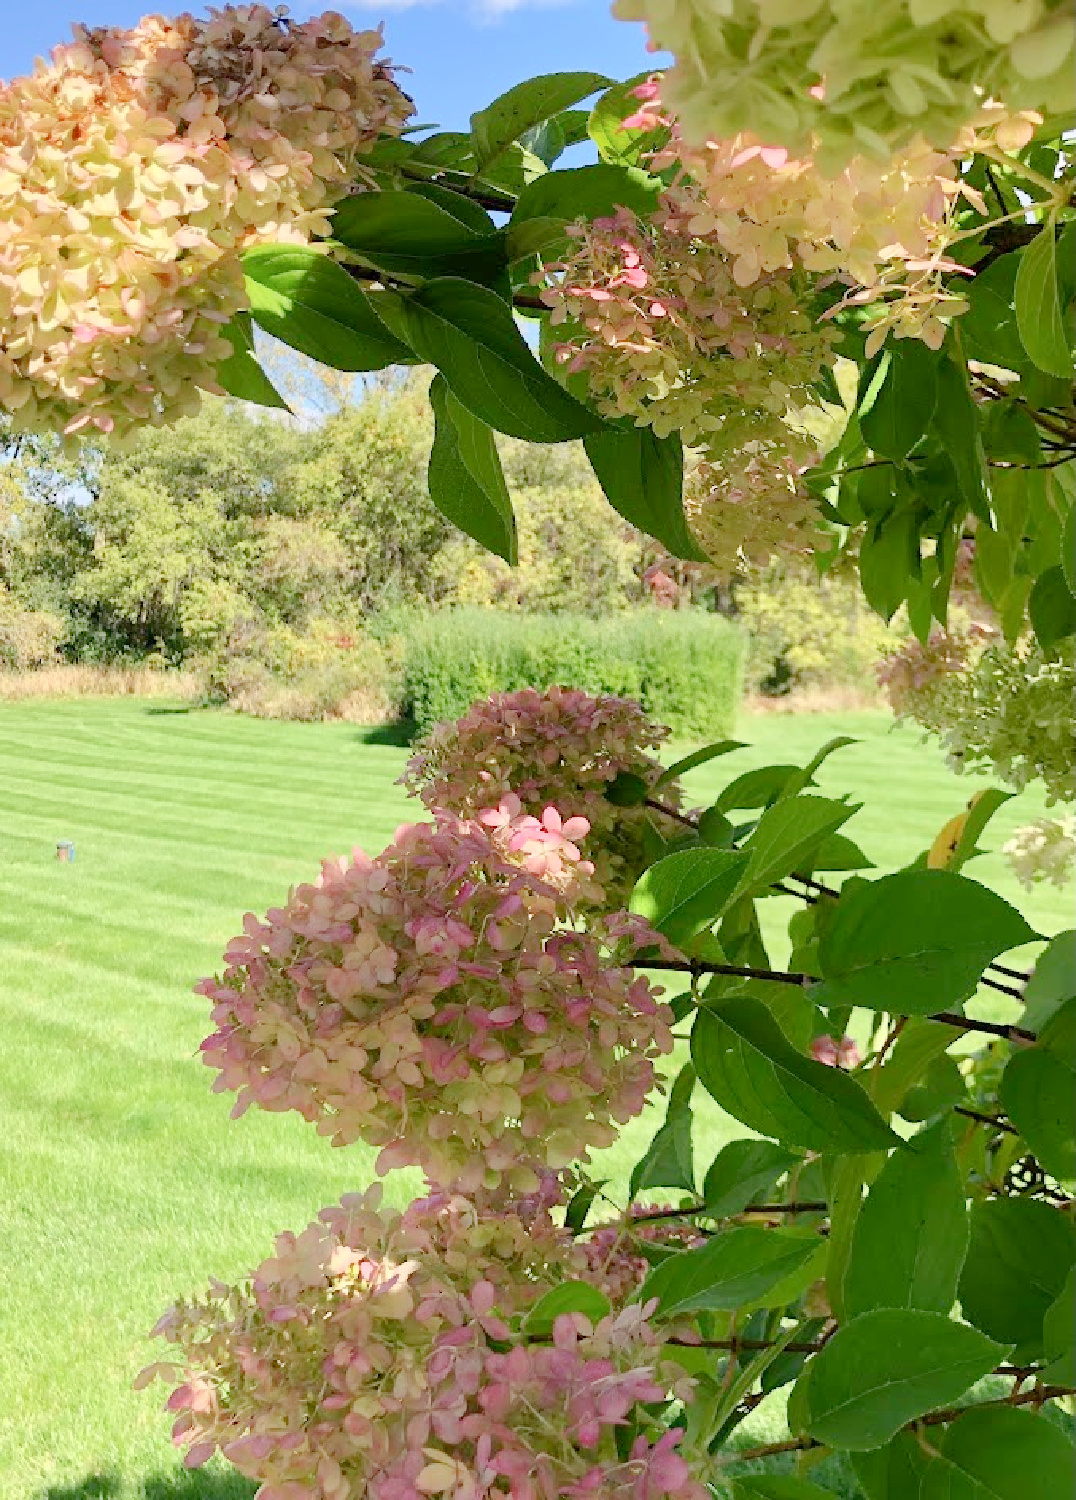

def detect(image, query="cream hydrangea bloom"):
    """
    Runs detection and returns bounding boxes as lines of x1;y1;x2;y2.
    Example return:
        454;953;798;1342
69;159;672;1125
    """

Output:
612;0;1074;166
0;7;411;440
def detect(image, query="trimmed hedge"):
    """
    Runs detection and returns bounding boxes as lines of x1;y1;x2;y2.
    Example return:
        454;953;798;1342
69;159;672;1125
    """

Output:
400;609;744;739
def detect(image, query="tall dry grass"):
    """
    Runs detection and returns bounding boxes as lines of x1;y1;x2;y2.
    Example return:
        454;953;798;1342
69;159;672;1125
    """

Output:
0;664;202;702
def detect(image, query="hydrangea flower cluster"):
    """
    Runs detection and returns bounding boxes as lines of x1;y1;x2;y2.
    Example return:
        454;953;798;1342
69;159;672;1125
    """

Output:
198;803;677;1193
637;87;983;356
536;205;836;572
402;686;687;903
612;0;1074;166
881;631;1076;803
538;206;836;447
683;425;824;572
0;6;411;440
580;1212;706;1303
139;1187;706;1500
1002;815;1076;891
876;627;975;715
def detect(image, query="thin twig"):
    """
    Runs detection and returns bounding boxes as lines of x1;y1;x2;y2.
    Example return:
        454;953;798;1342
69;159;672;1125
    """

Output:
729;1386;1076;1463
647;959;815;989
644;797;699;830
932;1012;1036;1042
954;1106;1020;1135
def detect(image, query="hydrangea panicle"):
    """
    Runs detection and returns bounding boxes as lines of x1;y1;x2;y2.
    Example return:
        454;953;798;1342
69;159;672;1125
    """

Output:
198;803;678;1192
402;686;688;903
1003;815;1076;891
140;1188;708;1500
0;6;412;440
612;1;1075;165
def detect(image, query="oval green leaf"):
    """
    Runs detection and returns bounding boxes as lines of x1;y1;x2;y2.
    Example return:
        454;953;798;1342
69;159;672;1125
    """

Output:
691;999;899;1155
817;869;1040;1013
794;1309;1008;1451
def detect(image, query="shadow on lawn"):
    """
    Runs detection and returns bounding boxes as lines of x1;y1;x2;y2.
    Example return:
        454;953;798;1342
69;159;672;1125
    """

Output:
42;1468;256;1500
353;719;415;747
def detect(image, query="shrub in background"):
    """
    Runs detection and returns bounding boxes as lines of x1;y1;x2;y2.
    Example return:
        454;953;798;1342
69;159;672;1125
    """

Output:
399;608;744;740
737;562;895;696
204;617;398;724
0;584;62;670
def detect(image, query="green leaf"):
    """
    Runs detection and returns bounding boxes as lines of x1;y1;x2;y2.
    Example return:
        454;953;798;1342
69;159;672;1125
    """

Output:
702;1139;800;1217
1041;1265;1075;1385
1029;563;1076;647
522;1281;611;1337
507;163;661;262
1062;502;1075;595
411;132;478;172
931;354;991;521
859;508;919;621
898;1052;966;1123
858;342;939;460
657;741;746;789
242;245;415;370
564;1180;607;1234
392;278;603;442
1014;219;1075;379
958;1197;1076;1360
961;253;1036;376
919;1404;1076;1500
588;75;668;166
737;795;858;897
604;770;649;807
794;1309;1008;1451
798;832;874;874
471;72;611;169
870;1017;963;1116
733;1479;833;1500
850;1431;935;1500
845;1119;969;1318
583;426;707;561
817;869;1040;1013
939;788;1014;873
1021;929;1076;1033
427;375;517;563
629;1063;696;1198
631;849;749;948
715;765;803;812
999;998;1076;1183
214;315;289;409
692;1000;899;1155
332;192;507;288
405;181;499;235
640;1225;822;1316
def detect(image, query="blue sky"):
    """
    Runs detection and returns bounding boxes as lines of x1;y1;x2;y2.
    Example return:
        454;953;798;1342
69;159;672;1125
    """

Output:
0;2;659;132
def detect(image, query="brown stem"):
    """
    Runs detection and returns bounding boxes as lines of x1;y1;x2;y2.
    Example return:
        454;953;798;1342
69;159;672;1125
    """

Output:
932;1012;1036;1042
648;959;815;989
731;1386;1076;1463
954;1106;1020;1135
621;1202;829;1225
644;963;1038;1038
644;797;699;830
733;1437;822;1461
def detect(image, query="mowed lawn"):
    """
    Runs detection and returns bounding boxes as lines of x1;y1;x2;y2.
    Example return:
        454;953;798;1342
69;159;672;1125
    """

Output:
0;700;1070;1500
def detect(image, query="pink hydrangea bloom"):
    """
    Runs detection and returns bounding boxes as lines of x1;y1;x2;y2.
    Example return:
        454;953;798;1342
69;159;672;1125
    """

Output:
401;687;686;905
876;629;973;716
141;1188;707;1500
810;1035;861;1069
198;806;677;1192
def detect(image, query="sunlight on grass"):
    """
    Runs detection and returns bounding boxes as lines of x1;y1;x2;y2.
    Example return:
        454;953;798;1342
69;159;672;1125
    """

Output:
0;701;1068;1498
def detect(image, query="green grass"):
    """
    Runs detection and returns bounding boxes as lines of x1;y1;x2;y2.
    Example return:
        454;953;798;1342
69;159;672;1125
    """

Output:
0;701;1069;1500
